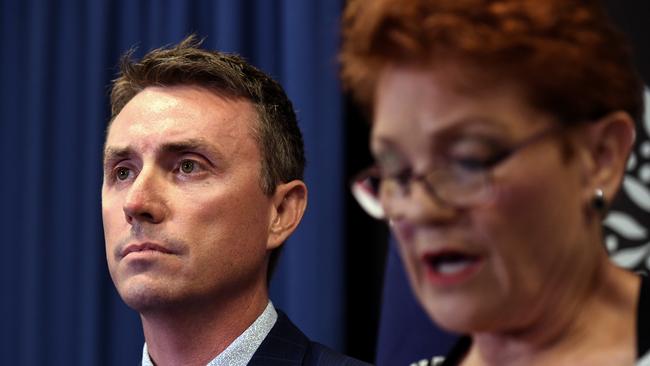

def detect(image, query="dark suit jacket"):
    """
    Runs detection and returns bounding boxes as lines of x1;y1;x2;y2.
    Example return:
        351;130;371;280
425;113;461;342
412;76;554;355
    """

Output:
248;310;373;366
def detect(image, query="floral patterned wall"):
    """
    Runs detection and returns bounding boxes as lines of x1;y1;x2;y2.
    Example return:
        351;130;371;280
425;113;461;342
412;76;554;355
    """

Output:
605;88;650;271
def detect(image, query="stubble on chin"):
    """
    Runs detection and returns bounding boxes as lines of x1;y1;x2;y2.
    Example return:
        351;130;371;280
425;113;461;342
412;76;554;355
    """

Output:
118;277;180;313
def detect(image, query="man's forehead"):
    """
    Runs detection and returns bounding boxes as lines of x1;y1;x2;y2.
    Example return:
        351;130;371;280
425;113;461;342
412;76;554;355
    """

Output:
111;89;205;130
107;85;257;143
104;94;259;169
114;85;255;123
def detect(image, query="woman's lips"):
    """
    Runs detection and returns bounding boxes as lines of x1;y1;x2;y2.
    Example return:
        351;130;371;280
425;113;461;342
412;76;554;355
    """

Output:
391;219;484;286
421;250;483;287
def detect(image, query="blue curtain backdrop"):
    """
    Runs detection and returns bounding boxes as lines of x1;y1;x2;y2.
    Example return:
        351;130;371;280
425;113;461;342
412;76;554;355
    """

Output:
375;241;458;365
0;1;347;365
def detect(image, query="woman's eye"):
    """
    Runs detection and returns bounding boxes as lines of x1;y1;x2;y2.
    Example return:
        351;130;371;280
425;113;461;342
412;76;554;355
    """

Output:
380;167;412;191
447;139;505;172
115;167;131;181
393;169;412;186
450;147;511;172
180;160;196;174
452;157;494;171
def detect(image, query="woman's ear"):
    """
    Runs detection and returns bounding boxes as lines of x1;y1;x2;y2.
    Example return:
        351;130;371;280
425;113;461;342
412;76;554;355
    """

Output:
267;180;308;250
579;111;636;206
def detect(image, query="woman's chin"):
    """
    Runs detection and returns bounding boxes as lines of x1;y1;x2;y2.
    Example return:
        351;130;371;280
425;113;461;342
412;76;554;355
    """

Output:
418;290;505;334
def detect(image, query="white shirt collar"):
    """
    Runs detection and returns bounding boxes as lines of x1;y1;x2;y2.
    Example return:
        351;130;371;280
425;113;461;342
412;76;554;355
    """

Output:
142;301;278;366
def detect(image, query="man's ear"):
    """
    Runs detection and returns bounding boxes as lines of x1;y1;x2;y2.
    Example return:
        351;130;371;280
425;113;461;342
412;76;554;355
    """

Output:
267;180;308;250
578;111;635;205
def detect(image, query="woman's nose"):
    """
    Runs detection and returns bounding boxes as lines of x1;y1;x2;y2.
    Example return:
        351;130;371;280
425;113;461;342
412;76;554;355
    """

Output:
383;181;459;226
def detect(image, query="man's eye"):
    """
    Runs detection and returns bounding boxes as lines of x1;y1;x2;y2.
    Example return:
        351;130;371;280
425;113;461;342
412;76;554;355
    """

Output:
180;160;197;174
115;167;131;181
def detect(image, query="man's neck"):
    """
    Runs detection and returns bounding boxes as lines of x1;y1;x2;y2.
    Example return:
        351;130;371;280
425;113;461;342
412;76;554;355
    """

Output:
140;287;269;366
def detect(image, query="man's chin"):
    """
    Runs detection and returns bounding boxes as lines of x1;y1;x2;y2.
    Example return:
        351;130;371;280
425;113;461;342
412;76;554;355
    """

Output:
117;280;180;313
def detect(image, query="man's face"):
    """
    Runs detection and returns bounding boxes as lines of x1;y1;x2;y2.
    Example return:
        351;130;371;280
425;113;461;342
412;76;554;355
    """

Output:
102;85;274;312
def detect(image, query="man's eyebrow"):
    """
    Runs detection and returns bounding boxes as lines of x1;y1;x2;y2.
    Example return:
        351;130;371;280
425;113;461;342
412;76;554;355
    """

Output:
159;138;223;159
103;146;133;166
102;139;223;168
159;139;217;155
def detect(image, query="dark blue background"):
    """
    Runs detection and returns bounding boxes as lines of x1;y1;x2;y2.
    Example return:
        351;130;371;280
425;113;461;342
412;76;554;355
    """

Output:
0;1;348;364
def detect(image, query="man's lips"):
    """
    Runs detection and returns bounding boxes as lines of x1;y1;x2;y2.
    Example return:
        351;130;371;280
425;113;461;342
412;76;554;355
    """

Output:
120;242;174;259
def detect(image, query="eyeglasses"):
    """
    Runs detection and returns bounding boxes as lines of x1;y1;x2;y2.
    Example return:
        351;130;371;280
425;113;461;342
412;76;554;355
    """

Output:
351;126;561;219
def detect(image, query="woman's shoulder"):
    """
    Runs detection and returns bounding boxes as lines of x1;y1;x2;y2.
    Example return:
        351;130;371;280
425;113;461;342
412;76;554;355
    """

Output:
409;356;445;366
638;273;650;361
410;336;471;366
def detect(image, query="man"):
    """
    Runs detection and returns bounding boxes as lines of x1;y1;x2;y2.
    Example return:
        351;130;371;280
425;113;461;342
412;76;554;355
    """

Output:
101;36;369;366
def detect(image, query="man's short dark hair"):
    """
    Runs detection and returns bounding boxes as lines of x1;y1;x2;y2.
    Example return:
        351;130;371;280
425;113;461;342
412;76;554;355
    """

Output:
109;35;305;280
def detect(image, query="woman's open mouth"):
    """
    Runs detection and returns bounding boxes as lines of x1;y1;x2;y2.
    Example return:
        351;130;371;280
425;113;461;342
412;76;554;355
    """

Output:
422;250;483;287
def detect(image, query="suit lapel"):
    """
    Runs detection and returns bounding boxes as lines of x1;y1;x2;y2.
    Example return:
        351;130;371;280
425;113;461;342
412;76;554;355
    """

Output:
248;310;310;366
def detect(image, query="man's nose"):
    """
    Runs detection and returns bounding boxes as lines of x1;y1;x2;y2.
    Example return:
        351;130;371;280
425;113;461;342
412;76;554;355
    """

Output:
123;168;168;225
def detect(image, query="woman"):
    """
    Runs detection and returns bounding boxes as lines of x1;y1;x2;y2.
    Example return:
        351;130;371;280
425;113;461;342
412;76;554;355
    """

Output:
340;0;648;365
